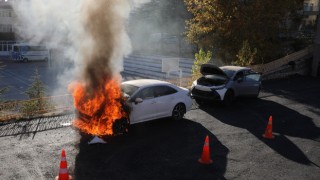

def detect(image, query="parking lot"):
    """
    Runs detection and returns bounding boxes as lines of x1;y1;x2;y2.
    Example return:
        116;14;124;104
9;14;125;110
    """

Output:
0;59;319;179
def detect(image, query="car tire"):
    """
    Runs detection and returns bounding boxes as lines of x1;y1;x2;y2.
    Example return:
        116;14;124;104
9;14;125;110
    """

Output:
44;57;48;62
172;103;186;120
112;118;129;135
23;58;28;63
223;90;234;106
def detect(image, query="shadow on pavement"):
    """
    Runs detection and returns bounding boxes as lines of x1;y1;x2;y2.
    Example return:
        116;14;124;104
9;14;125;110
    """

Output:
199;98;320;165
0;114;74;138
262;75;320;109
74;118;229;180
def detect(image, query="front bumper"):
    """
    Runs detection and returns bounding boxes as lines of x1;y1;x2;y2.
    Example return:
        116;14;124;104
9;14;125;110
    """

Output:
191;87;222;101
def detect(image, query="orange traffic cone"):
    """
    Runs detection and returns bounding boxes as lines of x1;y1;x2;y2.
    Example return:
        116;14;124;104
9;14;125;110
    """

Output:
55;149;72;180
262;116;275;139
198;135;213;164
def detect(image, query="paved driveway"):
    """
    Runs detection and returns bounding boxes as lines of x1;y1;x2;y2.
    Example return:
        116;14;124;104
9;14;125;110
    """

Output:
0;75;319;179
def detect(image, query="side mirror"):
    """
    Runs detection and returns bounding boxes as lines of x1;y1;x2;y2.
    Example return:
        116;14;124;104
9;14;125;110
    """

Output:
135;98;143;104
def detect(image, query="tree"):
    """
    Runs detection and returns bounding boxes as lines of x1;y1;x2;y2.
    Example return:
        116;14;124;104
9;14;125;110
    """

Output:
0;62;9;101
22;68;48;115
233;40;257;66
184;0;304;64
191;48;212;81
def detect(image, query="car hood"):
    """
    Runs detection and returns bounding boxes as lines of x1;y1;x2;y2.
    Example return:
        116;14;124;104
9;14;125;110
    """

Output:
200;64;228;78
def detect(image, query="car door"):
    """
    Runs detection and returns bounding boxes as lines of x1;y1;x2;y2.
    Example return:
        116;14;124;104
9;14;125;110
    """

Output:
129;86;158;123
234;70;261;96
233;70;247;96
243;73;261;96
152;85;178;118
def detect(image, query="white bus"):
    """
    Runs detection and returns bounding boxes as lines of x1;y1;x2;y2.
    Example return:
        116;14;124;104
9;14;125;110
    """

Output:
11;44;49;62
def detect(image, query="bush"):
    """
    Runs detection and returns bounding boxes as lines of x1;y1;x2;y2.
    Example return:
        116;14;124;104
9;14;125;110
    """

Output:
233;40;257;66
191;48;212;82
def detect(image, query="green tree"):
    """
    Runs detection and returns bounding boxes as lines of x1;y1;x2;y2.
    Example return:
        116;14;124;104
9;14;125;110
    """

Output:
233;40;257;66
22;68;48;115
184;0;304;64
192;48;212;81
0;62;9;101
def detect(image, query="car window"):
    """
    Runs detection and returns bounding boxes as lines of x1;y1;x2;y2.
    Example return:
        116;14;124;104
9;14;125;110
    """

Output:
154;86;177;97
121;84;139;97
234;71;244;80
222;69;236;78
135;87;155;100
245;74;261;82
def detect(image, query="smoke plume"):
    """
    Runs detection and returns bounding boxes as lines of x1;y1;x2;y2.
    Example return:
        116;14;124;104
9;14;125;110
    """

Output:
11;0;149;95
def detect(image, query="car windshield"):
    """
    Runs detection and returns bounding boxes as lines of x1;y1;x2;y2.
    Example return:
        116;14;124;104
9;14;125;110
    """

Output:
222;69;236;78
121;84;139;97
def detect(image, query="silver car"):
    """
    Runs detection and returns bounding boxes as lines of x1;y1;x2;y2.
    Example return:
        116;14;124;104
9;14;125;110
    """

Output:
191;64;261;105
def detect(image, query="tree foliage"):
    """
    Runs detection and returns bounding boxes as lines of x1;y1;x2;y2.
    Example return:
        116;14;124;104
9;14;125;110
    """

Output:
233;40;257;66
26;68;46;99
192;48;212;81
0;62;9;100
184;0;304;64
22;68;49;115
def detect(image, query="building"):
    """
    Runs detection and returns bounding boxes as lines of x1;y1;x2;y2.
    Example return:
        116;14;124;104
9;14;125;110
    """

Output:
0;0;16;56
0;0;15;39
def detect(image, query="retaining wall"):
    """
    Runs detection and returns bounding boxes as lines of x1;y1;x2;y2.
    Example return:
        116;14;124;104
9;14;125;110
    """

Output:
123;55;193;79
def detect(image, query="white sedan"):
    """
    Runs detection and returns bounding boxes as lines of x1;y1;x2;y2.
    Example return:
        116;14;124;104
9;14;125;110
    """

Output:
121;79;193;124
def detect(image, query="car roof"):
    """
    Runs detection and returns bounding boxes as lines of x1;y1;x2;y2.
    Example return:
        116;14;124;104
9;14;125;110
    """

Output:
122;79;171;88
220;66;251;72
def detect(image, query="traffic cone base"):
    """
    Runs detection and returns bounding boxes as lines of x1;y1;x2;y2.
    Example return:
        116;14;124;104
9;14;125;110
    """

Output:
55;175;73;180
262;133;275;139
198;158;213;165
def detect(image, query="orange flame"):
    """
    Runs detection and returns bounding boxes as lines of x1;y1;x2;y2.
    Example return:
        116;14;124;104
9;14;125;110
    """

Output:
69;78;127;136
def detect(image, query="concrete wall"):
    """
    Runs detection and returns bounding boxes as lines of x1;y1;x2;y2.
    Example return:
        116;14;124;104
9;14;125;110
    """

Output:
123;55;193;80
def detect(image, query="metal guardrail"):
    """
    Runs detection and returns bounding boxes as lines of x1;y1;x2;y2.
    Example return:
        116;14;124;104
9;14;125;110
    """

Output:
250;46;313;74
0;94;74;121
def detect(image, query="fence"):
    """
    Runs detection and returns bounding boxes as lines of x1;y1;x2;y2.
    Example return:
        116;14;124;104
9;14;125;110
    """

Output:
0;94;74;121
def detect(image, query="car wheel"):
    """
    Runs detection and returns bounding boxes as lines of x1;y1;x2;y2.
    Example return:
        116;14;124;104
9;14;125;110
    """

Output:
23;58;28;63
223;90;234;106
172;103;186;120
44;57;48;62
112;118;129;135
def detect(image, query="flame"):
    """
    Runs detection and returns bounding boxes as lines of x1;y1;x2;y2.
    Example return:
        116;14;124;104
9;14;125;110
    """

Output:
69;78;127;136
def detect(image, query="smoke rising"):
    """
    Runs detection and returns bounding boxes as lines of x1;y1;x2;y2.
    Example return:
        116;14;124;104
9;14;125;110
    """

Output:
81;0;131;92
11;0;149;95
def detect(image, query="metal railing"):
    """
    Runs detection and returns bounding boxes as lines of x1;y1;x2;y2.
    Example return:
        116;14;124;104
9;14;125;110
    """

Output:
250;46;313;74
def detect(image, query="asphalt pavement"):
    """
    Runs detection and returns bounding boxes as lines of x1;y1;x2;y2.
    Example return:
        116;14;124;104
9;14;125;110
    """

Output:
0;58;319;179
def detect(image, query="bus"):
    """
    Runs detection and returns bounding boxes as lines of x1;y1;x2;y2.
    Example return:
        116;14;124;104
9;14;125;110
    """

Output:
11;44;49;62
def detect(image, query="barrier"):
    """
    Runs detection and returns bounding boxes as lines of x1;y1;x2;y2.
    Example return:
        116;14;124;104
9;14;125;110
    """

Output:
250;46;313;74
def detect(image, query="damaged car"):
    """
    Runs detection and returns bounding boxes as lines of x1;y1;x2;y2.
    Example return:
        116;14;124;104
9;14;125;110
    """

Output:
191;64;261;105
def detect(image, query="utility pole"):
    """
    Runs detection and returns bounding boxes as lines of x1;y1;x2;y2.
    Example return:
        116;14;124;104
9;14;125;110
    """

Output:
312;2;320;77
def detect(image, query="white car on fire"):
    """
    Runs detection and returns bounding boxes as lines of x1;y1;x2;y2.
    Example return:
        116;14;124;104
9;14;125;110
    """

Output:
121;79;193;124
